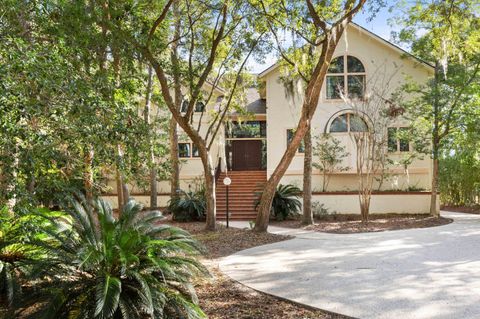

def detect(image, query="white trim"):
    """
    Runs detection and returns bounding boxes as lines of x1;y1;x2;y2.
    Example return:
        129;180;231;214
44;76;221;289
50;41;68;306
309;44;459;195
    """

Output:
325;54;366;101
258;63;279;78
324;109;371;133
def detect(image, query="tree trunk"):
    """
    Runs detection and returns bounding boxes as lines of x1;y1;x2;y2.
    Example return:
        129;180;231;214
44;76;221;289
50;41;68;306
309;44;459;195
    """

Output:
198;143;216;231
150;167;157;209
430;61;441;218
430;156;440;217
116;169;124;212
27;174;35;194
144;66;157;209
302;125;313;225
116;145;129;209
254;36;341;232
169;0;181;198
322;171;328;192
359;194;370;224
169;118;180;196
122;178;130;206
84;146;94;208
83;146;99;232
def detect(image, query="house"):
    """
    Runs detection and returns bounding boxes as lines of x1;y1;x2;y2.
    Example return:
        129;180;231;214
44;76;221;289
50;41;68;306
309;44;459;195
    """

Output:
103;23;437;220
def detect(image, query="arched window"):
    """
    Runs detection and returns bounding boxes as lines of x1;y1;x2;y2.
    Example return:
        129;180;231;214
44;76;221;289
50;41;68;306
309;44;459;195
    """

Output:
329;113;368;133
326;55;365;100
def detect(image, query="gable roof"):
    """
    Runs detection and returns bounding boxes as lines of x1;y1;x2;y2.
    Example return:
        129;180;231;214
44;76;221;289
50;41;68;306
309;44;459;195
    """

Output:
204;80;227;95
258;22;434;79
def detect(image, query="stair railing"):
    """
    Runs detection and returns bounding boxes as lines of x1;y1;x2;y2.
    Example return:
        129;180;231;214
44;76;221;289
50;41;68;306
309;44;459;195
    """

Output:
214;157;222;183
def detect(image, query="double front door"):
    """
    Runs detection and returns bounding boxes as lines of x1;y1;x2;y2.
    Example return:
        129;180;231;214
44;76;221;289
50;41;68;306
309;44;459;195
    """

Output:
231;140;263;171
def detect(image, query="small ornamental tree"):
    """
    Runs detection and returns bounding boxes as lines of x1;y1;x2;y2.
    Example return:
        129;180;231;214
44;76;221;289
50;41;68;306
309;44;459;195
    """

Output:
341;67;400;223
313;134;350;192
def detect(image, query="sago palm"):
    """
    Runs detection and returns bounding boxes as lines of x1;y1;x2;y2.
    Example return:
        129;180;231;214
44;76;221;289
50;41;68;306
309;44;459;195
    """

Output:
168;188;206;221
255;184;302;221
18;196;207;319
0;206;61;308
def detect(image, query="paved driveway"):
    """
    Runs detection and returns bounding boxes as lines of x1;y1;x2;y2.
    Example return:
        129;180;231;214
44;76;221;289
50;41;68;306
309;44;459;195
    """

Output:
219;212;480;319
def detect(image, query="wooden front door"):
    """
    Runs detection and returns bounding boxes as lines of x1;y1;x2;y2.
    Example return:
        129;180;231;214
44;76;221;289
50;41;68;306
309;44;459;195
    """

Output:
232;140;263;171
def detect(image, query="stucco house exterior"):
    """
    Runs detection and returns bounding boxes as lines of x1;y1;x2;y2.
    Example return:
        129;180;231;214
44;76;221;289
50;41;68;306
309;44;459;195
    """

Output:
104;23;437;219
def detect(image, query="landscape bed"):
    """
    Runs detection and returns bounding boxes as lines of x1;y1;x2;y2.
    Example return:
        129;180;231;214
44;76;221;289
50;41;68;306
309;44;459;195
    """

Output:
272;214;452;234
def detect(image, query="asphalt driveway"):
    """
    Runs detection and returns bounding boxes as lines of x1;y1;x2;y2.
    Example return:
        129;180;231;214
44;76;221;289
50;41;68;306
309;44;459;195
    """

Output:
219;212;480;319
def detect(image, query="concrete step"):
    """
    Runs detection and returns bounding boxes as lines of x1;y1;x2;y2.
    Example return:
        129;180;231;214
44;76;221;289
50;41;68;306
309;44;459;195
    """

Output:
217;213;257;218
216;205;257;211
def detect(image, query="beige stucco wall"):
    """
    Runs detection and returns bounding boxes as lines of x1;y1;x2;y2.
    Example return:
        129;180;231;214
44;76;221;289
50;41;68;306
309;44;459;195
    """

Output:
263;24;433;192
310;193;438;215
101;193;438;215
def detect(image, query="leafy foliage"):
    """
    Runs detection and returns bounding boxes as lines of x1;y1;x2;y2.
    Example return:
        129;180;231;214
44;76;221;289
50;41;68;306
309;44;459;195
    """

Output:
168;187;207;222
17;197;207;319
439;115;480;206
0;2;170;212
0;206;64;308
395;0;480;214
255;184;302;221
313;134;350;192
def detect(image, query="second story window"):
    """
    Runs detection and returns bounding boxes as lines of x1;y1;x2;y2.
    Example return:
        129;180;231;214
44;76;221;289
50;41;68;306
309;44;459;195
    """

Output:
326;55;366;100
178;142;200;158
180;100;205;113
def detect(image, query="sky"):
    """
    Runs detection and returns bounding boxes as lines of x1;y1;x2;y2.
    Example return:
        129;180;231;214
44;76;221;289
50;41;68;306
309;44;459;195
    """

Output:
248;4;404;74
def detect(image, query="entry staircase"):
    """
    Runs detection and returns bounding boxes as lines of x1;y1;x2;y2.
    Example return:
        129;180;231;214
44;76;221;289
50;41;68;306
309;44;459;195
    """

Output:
216;171;266;220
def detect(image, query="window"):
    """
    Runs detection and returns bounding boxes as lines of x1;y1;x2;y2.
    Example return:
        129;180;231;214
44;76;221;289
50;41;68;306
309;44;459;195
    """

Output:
195;101;205;112
329;113;368;133
180;100;205;113
326;55;366;100
178;143;191;158
178;142;200;158
226;121;267;138
388;127;410;152
286;129;305;153
192;144;200;157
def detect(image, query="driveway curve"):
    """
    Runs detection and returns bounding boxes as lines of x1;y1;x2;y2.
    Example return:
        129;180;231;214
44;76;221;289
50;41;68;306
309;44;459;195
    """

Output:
219;212;480;319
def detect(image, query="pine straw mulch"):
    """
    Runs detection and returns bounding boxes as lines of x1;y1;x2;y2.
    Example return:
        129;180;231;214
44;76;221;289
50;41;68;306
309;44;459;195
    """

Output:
271;214;452;234
163;217;347;319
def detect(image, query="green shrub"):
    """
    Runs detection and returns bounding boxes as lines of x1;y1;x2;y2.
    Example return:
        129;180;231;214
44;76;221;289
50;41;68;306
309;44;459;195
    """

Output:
311;201;337;220
0;205;64;309
255;184;302;221
168;187;206;222
19;196;207;319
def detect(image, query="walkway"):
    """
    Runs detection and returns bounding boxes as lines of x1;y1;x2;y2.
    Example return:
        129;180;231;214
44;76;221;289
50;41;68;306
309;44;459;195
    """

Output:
220;212;480;319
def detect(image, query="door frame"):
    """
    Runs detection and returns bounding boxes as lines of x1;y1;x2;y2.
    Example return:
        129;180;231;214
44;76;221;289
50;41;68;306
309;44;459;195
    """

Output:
226;138;266;171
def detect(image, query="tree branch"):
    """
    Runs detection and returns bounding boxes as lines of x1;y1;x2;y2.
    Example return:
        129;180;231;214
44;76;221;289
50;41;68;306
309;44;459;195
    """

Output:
146;0;175;48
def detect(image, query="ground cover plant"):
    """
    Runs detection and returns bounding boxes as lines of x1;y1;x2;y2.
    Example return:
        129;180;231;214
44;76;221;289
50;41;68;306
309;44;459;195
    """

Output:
168;187;207;222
